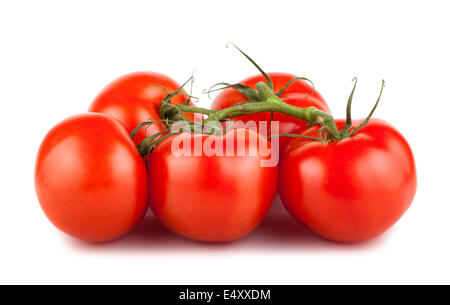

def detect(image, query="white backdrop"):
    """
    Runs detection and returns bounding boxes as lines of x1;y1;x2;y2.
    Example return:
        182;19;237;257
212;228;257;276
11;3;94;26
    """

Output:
1;0;449;284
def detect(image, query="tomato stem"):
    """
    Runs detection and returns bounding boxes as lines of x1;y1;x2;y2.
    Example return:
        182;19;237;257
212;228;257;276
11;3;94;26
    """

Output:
162;81;341;141
139;78;385;156
137;45;386;156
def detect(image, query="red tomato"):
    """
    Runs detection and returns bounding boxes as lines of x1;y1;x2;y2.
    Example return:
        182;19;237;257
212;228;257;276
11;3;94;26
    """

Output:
35;113;148;242
279;119;417;243
211;73;330;151
89;72;195;145
147;129;278;242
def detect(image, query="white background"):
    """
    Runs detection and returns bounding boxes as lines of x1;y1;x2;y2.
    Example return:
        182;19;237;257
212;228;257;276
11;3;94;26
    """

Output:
1;0;449;284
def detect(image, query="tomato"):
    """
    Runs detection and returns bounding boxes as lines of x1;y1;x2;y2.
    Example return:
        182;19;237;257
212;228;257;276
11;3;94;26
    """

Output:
89;72;195;145
35;113;148;242
147;128;278;242
211;73;330;151
279;119;417;243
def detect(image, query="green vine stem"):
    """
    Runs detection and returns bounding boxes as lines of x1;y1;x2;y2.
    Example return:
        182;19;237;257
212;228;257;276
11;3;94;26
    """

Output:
165;82;339;137
138;78;385;156
136;44;385;156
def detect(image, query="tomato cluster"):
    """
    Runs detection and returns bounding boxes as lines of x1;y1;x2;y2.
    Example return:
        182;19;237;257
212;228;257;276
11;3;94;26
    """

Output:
35;51;417;244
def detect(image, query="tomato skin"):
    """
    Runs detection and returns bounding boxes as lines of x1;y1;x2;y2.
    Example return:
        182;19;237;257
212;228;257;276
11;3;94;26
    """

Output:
148;129;278;242
211;73;330;151
279;119;417;243
89;72;195;145
35;113;148;242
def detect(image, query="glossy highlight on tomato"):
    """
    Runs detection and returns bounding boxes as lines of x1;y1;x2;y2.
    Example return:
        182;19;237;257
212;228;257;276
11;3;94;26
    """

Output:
35;113;148;242
89;72;195;145
212;73;330;151
279;119;417;243
147;128;278;242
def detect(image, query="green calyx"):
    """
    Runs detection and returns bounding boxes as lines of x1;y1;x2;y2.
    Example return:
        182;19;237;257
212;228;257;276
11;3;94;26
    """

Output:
339;78;385;140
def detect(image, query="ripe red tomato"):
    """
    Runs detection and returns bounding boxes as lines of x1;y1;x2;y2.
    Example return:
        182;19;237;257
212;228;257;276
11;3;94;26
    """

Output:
279;119;417;243
211;73;330;151
147;128;278;242
35;113;148;242
89;72;195;145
